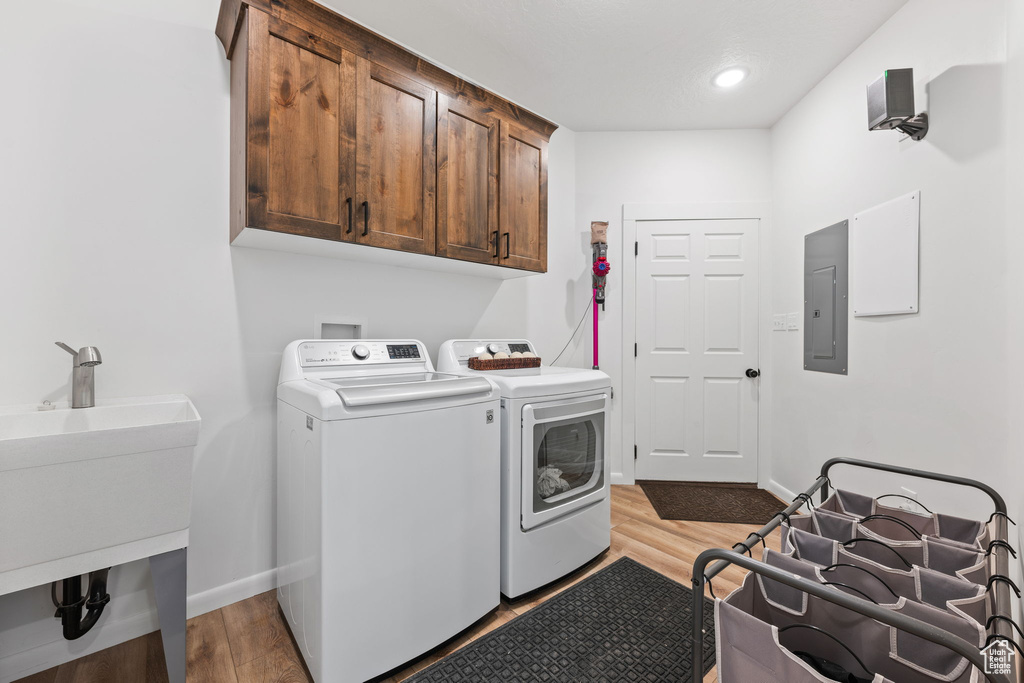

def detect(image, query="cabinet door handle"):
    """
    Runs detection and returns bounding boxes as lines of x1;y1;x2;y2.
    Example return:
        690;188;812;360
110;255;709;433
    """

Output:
493;231;499;258
503;232;510;259
346;197;353;234
362;201;369;237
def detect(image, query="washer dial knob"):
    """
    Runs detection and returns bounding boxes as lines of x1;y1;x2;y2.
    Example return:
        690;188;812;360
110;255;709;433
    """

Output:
352;344;370;360
486;343;501;355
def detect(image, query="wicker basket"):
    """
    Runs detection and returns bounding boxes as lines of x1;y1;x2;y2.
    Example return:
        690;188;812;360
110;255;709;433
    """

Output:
468;356;542;371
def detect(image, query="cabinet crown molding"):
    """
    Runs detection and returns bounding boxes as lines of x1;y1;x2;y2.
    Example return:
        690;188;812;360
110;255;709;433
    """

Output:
216;0;558;139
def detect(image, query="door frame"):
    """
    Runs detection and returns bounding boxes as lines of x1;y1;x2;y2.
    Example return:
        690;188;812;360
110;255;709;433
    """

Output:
620;202;773;486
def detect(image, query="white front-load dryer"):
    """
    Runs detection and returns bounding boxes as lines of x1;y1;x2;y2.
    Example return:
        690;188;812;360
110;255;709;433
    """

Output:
277;340;500;682
438;339;611;598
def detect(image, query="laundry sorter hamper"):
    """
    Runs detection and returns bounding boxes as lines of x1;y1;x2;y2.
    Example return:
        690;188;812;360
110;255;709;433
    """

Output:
780;522;989;622
690;458;1020;683
782;509;990;584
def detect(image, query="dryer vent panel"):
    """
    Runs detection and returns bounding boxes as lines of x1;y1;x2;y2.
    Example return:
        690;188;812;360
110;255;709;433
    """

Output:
804;221;848;375
314;315;365;340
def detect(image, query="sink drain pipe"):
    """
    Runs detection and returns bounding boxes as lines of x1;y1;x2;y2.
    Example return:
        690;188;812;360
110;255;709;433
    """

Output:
52;569;111;639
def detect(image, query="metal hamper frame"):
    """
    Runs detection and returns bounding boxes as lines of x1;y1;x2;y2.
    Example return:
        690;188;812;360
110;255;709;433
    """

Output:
690;458;1018;683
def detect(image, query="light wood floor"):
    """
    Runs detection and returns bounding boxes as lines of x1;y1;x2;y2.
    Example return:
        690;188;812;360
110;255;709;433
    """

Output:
16;485;781;683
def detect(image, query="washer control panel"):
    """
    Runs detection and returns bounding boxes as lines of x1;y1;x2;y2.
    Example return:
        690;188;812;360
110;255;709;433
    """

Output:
386;343;420;360
299;340;424;367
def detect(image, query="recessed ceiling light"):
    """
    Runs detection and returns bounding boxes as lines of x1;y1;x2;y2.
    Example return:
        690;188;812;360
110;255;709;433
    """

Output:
714;67;748;88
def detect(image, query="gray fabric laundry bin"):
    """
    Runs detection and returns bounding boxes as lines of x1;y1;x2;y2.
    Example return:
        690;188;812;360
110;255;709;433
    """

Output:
767;542;988;625
819;489;991;550
715;549;986;683
784;509;990;584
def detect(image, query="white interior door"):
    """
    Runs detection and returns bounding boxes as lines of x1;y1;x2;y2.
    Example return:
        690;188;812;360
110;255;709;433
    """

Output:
634;219;759;482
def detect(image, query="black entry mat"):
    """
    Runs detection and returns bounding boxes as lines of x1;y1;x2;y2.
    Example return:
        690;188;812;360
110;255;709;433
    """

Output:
638;480;785;524
406;557;716;682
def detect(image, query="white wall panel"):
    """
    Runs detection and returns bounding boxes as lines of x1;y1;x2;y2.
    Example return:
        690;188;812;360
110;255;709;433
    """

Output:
851;191;920;317
703;378;743;457
650;377;689;455
653;276;691;352
704;276;743;353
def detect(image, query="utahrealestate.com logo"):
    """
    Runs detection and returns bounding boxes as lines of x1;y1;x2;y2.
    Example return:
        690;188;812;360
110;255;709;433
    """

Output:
982;639;1016;677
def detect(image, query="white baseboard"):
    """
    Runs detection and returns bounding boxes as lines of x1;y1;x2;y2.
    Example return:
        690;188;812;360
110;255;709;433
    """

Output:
186;566;277;619
0;567;278;683
764;479;796;505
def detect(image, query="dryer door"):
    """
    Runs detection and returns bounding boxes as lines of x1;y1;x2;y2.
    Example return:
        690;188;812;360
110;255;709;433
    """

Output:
521;394;608;531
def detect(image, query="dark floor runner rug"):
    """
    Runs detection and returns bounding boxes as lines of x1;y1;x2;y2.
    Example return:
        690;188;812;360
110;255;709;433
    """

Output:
406;557;716;682
639;480;785;524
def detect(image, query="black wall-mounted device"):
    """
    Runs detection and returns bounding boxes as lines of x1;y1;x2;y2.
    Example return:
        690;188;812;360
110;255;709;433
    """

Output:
867;68;929;141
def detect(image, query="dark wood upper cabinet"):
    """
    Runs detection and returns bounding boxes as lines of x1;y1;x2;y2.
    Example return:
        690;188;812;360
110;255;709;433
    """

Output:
500;121;548;272
436;95;499;265
220;0;556;274
234;11;356;242
354;61;436;255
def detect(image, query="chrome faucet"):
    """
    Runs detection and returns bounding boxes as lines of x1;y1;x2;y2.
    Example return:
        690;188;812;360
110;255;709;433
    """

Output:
56;342;102;408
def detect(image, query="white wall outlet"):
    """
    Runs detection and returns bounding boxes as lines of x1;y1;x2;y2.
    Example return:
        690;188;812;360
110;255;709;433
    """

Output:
786;312;800;330
773;314;786;331
898;487;921;513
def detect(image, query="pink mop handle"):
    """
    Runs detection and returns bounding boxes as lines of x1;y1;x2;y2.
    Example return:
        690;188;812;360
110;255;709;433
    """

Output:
592;288;599;369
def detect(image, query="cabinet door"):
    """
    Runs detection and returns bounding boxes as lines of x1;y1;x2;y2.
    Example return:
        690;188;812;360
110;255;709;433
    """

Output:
355;59;436;255
245;12;356;240
436;95;499;264
499;120;548;272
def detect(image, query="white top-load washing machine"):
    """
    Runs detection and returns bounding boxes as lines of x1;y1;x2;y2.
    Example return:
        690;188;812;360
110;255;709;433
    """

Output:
277;339;500;683
437;339;611;598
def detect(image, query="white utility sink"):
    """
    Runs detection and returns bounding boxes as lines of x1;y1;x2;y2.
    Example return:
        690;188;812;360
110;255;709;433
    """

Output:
0;395;201;596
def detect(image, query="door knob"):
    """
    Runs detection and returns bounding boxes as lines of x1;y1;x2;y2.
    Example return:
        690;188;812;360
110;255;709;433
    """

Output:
745;368;760;378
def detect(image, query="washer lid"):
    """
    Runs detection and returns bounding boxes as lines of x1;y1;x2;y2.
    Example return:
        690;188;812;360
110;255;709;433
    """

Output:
322;372;493;407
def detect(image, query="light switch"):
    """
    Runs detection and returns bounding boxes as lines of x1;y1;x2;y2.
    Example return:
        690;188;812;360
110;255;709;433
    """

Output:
772;314;786;331
786;313;799;331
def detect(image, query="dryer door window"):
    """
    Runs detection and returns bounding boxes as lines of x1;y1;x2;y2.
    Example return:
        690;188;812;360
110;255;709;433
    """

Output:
521;394;608;531
535;418;600;504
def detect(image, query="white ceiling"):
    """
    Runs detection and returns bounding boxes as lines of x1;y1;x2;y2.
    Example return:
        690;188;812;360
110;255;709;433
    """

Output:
319;0;907;131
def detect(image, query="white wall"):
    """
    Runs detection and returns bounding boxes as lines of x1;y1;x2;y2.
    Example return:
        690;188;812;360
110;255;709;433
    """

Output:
769;0;1012;520
1006;0;1024;569
0;2;574;679
4;0;1019;678
574;131;773;482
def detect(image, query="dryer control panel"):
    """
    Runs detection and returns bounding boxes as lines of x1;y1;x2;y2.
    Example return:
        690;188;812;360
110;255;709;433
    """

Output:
298;340;424;368
442;340;536;365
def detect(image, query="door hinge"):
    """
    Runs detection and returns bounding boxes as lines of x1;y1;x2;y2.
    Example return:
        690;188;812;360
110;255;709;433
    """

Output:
635;241;638;256
634;444;638;460
634;343;638;357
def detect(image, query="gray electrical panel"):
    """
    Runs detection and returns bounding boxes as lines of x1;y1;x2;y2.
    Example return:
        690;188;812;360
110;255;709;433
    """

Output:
804;221;848;375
